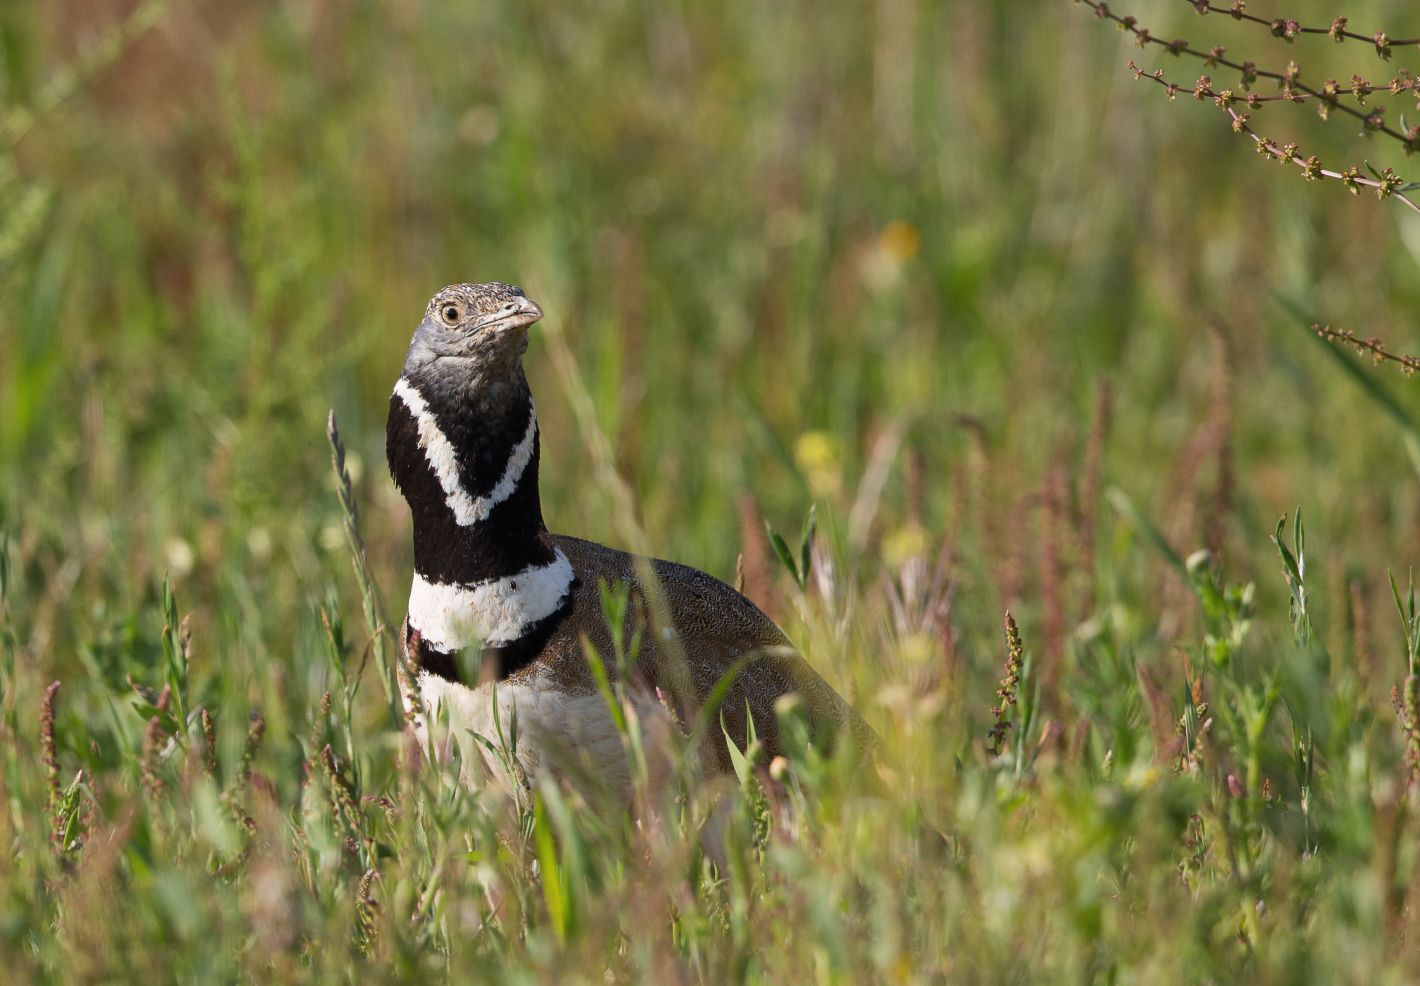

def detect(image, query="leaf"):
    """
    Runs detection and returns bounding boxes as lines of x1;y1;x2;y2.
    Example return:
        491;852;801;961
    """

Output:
507;695;519;762
722;712;754;787
1389;569;1419;675
1180;675;1201;754
1270;510;1310;645
1388;570;1408;629
537;780;586;938
765;523;800;586
1271;514;1303;593
532;793;570;941
580;636;628;737
799;504;817;587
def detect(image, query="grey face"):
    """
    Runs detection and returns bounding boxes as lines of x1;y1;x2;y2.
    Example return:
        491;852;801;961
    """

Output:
404;282;544;373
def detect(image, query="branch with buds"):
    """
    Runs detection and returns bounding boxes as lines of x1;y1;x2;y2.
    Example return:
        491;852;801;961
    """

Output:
1313;324;1420;376
1080;1;1420;371
1077;0;1420;213
1172;0;1417;52
1128;63;1420;213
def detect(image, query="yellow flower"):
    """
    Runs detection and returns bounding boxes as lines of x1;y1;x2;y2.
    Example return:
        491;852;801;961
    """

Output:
794;430;842;498
882;523;930;568
878;220;921;263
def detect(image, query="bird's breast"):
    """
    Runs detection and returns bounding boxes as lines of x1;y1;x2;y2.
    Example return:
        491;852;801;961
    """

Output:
411;669;675;802
406;548;575;651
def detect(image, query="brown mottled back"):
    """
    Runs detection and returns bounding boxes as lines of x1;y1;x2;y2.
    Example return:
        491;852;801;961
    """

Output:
506;534;876;773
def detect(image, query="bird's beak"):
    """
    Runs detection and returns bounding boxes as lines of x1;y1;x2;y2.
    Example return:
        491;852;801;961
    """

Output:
476;295;543;332
517;296;544;325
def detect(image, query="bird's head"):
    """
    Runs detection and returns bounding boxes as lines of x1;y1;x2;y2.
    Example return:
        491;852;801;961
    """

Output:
403;281;544;382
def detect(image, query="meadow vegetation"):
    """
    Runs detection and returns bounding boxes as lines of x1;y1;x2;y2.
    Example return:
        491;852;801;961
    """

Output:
4;0;1420;980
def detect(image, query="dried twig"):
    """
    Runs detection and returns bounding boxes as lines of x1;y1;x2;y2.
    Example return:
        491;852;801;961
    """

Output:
1172;1;1419;52
1314;324;1420;376
1078;0;1420;152
1128;63;1420;214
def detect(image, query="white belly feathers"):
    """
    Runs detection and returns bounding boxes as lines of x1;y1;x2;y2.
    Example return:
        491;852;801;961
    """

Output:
412;669;673;801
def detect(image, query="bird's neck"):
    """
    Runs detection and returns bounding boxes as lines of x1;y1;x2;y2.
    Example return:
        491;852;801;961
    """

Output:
388;366;576;666
387;366;554;586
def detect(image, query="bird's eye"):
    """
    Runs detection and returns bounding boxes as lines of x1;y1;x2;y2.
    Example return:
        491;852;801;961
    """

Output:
441;304;462;325
502;302;517;312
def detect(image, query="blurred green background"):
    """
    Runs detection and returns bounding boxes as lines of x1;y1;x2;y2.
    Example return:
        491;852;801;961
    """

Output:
3;0;1419;728
5;0;1419;667
5;0;1420;979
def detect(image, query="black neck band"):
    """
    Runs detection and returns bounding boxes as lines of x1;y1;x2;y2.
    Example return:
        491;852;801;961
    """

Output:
387;370;551;585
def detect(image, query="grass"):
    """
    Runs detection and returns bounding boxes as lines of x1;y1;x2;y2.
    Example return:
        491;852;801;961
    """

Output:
3;0;1420;980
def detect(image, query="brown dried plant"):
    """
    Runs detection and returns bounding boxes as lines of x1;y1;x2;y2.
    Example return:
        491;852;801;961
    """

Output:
141;684;172;799
988;611;1027;757
1313;323;1420;376
1076;0;1420;211
1078;1;1420;372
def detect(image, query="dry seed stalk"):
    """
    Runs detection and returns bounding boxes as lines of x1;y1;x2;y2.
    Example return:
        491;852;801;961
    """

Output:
212;718;265;875
141;684;172;799
239;712;265;785
1170;0;1418;52
1081;0;1420;150
200;708;217;778
356;868;379;952
41;681;60;809
307;691;333;773
988;611;1026;756
40;680;62;848
1314;324;1420;376
1134;66;1420;213
1077;0;1420;214
1404;676;1420;790
320;744;364;854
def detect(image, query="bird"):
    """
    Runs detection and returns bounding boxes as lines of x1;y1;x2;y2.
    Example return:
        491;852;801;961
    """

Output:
386;281;872;800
